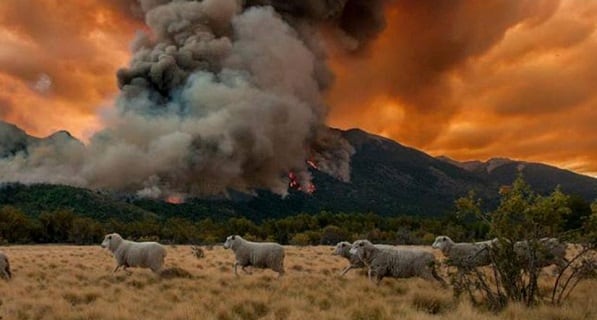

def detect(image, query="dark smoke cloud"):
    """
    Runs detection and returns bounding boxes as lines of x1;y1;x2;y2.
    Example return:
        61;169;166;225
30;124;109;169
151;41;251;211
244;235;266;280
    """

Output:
1;0;394;198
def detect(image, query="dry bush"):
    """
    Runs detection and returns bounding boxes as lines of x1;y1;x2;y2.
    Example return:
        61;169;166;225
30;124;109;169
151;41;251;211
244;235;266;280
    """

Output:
0;245;593;320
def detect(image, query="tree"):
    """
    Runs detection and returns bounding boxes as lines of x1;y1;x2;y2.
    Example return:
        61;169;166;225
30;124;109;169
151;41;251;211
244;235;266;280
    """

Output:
451;175;595;310
38;209;76;243
0;206;34;243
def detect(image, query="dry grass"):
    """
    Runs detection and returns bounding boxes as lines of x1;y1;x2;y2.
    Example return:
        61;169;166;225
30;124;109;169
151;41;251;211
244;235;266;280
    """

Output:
0;245;594;320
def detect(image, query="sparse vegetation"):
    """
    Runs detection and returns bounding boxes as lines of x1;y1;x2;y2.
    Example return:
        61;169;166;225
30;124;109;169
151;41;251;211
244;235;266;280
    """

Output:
0;245;594;319
450;176;596;311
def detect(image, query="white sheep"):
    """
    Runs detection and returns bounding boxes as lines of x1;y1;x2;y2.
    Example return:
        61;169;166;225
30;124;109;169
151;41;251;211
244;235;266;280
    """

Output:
223;235;285;277
513;237;568;270
0;252;10;280
101;233;166;274
432;235;495;270
333;241;395;276
350;239;446;285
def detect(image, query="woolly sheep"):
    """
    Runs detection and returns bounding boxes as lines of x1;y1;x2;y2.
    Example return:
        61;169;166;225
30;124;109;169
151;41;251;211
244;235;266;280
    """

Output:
101;233;166;274
333;241;395;276
223;235;285;277
432;235;495;269
0;252;10;280
350;239;446;285
513;237;568;270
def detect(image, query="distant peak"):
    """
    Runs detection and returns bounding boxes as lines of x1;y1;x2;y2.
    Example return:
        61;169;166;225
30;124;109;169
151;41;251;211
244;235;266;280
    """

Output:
46;130;74;139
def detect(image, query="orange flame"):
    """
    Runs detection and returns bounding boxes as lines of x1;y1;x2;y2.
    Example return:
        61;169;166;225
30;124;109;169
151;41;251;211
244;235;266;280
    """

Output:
288;171;316;194
166;194;185;204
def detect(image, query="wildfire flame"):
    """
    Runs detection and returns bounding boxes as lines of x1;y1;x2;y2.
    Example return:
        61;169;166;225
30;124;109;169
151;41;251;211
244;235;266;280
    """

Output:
166;194;185;204
287;156;318;194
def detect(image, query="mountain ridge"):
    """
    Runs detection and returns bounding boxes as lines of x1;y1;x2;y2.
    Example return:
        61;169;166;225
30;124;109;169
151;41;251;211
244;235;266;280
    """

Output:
1;120;595;221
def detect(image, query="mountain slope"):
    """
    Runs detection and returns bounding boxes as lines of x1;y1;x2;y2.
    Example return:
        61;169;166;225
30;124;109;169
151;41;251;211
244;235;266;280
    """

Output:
0;121;595;221
438;156;597;200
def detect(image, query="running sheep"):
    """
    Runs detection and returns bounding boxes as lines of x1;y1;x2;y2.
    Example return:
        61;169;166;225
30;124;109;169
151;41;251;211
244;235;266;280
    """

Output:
350;239;445;285
513;237;568;270
333;241;395;276
432;235;496;270
223;235;285;277
0;252;10;280
101;233;166;274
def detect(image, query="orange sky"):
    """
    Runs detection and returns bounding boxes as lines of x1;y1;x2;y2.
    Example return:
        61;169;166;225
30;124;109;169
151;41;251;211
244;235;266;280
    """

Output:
1;0;596;177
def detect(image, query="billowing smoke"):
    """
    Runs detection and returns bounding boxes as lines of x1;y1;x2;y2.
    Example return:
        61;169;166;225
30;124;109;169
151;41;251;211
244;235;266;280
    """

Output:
0;0;388;198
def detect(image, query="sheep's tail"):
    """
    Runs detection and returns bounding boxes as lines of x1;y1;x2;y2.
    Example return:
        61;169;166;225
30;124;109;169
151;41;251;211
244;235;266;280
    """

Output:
159;267;193;279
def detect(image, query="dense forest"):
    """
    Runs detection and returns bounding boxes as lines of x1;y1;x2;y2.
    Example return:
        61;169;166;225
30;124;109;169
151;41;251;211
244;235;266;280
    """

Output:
1;177;594;246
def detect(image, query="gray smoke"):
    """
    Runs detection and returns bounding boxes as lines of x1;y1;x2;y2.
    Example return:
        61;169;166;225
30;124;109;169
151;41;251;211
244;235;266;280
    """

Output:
0;0;388;198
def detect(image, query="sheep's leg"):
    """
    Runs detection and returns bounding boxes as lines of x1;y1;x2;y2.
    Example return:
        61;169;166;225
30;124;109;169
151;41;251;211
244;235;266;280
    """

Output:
340;265;353;276
113;265;121;273
233;262;239;277
367;267;373;281
374;274;383;286
241;265;252;275
123;266;132;275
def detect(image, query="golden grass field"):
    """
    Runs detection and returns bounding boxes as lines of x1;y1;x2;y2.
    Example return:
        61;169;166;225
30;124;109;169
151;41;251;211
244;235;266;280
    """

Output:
0;245;595;320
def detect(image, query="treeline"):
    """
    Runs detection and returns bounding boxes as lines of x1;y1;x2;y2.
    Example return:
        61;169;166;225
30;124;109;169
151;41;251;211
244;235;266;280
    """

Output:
0;206;446;245
1;176;594;246
0;198;592;246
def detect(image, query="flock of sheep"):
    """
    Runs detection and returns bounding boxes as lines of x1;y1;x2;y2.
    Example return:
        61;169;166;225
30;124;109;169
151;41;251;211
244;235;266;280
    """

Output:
0;233;568;286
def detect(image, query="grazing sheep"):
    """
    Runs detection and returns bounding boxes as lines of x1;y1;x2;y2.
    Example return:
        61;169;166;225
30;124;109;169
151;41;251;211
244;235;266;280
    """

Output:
432;235;495;270
0;252;10;280
101;233;166;274
513;237;568;270
350;239;445;285
333;241;395;276
223;235;285;277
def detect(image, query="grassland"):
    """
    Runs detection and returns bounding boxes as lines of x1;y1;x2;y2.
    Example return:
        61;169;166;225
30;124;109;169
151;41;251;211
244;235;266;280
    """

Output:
0;245;595;320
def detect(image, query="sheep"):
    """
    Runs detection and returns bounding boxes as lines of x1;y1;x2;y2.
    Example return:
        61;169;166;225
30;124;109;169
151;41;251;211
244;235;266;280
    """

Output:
0;252;10;280
432;235;495;270
350;239;446;285
333;241;396;276
513;237;568;271
101;233;166;274
223;235;285;277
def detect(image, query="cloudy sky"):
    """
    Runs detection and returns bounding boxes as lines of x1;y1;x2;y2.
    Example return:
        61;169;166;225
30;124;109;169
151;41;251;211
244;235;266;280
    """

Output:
1;0;595;177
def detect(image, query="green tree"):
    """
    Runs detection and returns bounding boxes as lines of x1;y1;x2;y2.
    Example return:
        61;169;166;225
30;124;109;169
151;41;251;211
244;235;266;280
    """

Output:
38;209;76;243
0;206;34;243
451;175;594;310
162;217;199;243
69;217;104;245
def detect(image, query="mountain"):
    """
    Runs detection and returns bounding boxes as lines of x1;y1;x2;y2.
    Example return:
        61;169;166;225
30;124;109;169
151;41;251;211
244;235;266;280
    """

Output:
437;155;597;200
0;122;595;221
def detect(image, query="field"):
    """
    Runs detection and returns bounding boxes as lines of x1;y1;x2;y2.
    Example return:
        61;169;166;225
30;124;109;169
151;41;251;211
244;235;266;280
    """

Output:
0;245;595;320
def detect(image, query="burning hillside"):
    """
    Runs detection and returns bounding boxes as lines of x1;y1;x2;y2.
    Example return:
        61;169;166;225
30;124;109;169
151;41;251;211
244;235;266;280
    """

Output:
0;0;393;199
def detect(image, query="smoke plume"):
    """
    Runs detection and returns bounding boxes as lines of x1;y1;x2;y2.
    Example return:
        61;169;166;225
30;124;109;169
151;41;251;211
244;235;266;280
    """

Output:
0;0;389;198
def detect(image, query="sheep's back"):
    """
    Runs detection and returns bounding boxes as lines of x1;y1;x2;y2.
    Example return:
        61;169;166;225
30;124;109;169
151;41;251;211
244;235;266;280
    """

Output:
249;243;284;267
373;249;434;278
448;243;491;267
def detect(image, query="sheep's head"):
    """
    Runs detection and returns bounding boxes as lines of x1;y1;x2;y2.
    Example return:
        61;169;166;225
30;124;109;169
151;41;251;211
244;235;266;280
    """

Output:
432;236;452;250
223;235;240;250
333;241;351;256
101;233;123;251
349;239;373;260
